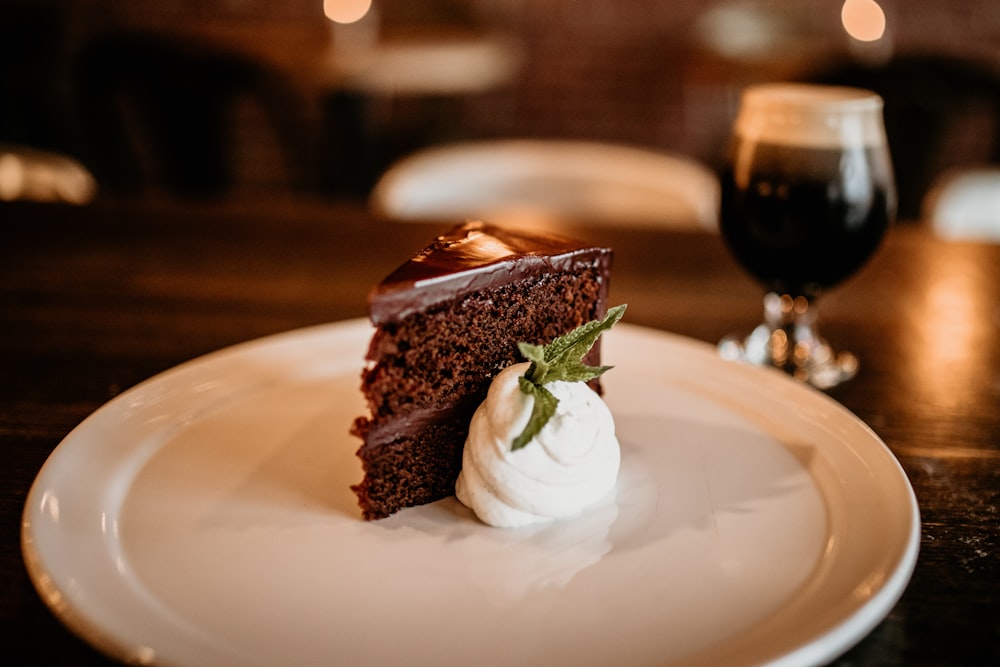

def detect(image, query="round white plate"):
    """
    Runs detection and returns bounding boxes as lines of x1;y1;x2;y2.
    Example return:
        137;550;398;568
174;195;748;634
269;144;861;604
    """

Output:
22;321;919;667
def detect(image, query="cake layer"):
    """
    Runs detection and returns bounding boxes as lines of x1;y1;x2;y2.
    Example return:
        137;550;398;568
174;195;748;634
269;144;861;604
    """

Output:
361;271;607;423
352;418;469;521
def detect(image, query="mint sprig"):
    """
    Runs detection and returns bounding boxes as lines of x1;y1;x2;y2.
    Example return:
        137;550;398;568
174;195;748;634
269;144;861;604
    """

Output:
510;304;626;450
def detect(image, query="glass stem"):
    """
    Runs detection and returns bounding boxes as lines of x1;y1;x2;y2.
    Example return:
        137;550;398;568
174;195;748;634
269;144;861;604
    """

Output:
759;292;856;387
762;292;810;371
719;292;858;389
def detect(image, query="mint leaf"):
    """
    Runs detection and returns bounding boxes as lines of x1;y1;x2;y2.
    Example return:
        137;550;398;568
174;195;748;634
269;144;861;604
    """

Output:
517;341;549;382
511;304;626;450
544;361;614;384
544;306;623;361
528;304;626;385
512;378;558;450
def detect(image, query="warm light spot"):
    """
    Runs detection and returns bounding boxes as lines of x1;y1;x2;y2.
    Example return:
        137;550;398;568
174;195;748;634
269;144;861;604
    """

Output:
841;0;886;42
909;247;983;412
323;0;372;25
923;273;977;367
0;153;25;200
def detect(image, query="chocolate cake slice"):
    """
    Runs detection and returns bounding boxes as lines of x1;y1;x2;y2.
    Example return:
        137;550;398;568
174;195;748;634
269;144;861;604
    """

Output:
351;221;613;520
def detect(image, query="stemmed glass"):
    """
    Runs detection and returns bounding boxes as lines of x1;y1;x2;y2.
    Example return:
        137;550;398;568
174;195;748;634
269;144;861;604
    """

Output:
717;83;896;389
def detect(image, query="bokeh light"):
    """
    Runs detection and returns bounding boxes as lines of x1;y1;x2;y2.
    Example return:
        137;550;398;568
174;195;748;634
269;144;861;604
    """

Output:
324;0;373;25
841;0;887;42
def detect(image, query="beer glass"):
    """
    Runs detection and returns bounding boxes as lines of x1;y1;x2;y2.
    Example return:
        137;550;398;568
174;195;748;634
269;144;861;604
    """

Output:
717;83;896;388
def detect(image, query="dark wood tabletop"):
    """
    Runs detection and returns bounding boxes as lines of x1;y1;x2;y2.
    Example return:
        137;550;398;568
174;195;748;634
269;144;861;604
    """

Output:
2;198;998;665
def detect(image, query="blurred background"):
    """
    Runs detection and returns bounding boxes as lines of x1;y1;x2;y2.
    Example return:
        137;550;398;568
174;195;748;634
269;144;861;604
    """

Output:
2;0;998;220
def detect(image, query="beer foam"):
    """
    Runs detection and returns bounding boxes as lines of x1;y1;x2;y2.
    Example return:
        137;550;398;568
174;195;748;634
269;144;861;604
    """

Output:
734;83;887;148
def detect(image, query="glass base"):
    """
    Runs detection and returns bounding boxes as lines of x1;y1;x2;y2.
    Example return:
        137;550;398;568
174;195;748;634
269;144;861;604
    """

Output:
718;292;858;390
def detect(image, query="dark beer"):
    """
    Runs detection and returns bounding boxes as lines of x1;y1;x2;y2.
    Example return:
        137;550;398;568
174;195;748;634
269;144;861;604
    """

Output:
717;83;894;387
719;141;894;300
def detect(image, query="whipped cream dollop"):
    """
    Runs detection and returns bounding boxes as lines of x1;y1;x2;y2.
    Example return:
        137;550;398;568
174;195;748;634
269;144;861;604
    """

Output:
455;362;620;527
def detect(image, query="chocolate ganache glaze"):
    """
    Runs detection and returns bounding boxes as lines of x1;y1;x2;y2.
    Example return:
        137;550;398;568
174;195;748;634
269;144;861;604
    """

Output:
369;221;613;324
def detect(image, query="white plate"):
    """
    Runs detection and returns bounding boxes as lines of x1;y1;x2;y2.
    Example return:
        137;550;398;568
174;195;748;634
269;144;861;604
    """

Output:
22;321;919;667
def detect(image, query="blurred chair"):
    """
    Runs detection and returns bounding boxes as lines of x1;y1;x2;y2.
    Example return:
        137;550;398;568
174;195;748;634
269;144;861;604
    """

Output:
369;139;720;230
804;54;1000;220
923;167;1000;242
0;144;97;204
72;31;313;199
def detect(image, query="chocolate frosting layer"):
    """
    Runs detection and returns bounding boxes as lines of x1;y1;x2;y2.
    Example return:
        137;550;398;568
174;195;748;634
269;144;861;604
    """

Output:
370;221;613;324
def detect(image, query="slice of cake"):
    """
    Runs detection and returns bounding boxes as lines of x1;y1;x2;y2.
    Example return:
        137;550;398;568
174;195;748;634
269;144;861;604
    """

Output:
351;221;613;520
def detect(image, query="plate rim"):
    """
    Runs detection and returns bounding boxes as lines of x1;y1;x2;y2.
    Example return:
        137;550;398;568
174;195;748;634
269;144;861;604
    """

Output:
21;320;920;667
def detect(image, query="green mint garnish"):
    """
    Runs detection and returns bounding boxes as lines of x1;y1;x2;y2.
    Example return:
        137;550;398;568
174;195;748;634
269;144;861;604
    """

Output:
510;304;626;450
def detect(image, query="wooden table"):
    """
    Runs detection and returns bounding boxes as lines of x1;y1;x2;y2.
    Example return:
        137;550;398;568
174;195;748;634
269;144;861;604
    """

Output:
2;198;998;665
